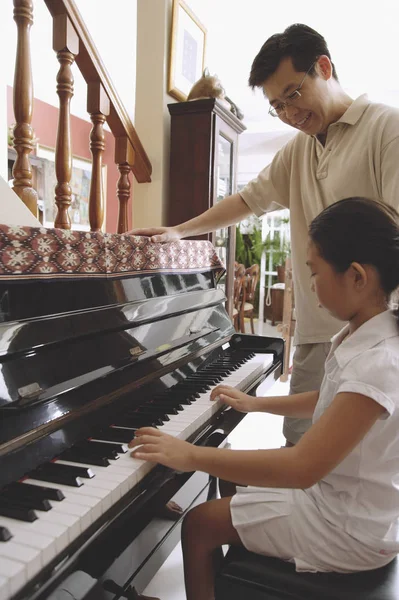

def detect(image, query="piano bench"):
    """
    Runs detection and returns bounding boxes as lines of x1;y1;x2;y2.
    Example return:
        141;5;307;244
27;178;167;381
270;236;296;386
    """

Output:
215;547;399;600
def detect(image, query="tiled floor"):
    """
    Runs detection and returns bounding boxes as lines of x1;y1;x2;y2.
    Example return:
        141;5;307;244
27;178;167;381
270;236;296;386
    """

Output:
142;320;292;600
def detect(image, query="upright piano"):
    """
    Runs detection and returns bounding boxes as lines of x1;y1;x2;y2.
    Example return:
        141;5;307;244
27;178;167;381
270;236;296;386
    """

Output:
0;225;283;600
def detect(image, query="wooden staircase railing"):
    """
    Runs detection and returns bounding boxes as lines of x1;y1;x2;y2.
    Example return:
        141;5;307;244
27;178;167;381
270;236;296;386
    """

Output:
10;0;152;233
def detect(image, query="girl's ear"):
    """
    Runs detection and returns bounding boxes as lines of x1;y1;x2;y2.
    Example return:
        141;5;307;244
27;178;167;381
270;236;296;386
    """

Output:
350;262;367;289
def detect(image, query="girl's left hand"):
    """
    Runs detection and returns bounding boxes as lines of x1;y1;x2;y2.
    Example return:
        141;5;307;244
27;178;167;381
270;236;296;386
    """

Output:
128;427;197;472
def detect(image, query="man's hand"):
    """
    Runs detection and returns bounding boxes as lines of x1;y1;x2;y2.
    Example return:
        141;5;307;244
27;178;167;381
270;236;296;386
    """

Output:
128;427;197;471
126;226;182;243
210;385;258;413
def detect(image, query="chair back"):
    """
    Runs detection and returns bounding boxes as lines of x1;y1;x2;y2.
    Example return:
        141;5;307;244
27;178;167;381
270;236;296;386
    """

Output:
245;264;260;303
233;272;246;312
234;262;245;278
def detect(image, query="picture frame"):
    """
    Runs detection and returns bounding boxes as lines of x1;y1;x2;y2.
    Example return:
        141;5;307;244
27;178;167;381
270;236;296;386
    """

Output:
168;0;207;101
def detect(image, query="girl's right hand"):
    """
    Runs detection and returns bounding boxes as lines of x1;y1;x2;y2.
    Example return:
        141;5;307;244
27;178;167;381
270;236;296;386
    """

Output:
210;385;257;413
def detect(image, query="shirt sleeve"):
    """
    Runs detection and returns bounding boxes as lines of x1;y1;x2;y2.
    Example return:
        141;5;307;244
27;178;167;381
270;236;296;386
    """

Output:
239;143;292;216
336;348;398;418
381;135;399;209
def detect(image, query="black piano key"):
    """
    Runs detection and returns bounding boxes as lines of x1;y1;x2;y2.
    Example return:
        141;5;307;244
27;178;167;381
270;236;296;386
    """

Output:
189;374;223;383
174;384;211;392
10;481;65;501
148;403;180;414
0;526;12;541
163;394;196;403
77;440;123;457
113;415;163;428
61;448;110;467
0;498;38;522
1;489;52;511
52;462;94;479
94;427;138;444
135;406;172;417
125;409;170;422
31;464;83;487
120;415;163;427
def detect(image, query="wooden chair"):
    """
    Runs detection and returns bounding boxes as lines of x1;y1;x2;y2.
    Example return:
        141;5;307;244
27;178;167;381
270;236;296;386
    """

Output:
240;264;260;334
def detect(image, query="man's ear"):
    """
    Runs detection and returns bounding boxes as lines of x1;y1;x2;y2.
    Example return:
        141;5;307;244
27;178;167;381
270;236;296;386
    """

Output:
316;55;333;80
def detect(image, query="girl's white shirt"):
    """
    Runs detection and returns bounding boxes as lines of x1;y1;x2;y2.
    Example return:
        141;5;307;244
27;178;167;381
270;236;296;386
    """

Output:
308;309;399;552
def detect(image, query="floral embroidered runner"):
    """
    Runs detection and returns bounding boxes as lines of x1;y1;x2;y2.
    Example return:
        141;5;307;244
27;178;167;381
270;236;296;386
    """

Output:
0;225;225;281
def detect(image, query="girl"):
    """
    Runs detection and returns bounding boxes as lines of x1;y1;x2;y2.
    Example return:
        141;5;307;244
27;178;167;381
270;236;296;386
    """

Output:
129;197;399;600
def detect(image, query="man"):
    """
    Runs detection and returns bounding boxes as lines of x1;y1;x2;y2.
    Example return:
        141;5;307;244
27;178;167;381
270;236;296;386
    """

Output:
131;23;399;445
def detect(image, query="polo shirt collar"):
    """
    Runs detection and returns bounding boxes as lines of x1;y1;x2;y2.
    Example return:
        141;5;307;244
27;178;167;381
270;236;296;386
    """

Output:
332;310;397;368
335;94;370;126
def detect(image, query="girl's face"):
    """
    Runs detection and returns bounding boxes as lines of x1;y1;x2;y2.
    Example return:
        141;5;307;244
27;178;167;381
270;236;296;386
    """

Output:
306;241;355;321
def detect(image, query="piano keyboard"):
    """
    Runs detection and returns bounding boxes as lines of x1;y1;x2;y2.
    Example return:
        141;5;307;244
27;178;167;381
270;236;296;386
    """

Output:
0;351;273;600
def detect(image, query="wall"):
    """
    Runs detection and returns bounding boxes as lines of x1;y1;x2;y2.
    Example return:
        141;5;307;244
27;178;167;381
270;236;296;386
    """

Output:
7;87;124;233
2;0;137;123
132;0;174;229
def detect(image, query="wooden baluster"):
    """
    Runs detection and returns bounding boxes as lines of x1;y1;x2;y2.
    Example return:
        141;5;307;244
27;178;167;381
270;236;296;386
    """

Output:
115;137;135;233
12;0;38;217
280;256;294;382
53;14;79;229
87;82;110;231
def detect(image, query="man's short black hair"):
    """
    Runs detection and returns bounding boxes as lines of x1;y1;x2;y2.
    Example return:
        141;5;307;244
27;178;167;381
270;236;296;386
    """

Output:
249;23;338;89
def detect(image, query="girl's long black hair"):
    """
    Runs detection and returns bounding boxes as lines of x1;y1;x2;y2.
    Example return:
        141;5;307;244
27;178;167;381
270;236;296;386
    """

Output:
309;197;399;326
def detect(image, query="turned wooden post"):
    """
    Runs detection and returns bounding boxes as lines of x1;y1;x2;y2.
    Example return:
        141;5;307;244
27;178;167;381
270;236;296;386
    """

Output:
280;256;294;382
115;137;135;233
12;0;38;217
53;14;79;229
87;82;110;231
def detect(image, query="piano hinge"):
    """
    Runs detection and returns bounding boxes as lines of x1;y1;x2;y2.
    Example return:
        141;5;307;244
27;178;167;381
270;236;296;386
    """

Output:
129;346;145;357
18;382;43;401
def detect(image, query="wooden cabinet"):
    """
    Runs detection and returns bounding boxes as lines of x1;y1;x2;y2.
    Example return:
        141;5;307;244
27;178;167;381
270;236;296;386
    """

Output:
168;99;246;317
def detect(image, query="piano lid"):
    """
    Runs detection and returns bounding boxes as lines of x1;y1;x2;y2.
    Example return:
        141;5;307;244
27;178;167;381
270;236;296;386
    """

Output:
0;225;229;411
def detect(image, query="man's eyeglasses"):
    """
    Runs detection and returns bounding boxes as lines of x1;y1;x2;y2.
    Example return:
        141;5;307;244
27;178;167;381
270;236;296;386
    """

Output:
268;62;316;118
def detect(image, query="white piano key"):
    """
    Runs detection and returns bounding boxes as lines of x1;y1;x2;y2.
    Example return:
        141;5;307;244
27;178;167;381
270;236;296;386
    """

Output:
0;556;26;596
0;576;10;600
0;514;69;554
37;509;81;542
48;500;93;532
22;479;102;523
56;460;132;497
25;478;112;514
0;524;56;565
0;540;42;580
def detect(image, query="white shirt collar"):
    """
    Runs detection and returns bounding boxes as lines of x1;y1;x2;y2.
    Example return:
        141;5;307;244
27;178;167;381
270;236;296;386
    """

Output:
331;310;398;369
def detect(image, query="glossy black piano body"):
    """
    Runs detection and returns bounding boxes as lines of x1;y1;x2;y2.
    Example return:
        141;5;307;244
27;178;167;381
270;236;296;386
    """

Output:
0;259;283;600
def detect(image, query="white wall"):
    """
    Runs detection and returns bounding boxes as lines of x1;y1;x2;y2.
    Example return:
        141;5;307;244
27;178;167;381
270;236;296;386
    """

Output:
132;0;174;228
2;0;137;127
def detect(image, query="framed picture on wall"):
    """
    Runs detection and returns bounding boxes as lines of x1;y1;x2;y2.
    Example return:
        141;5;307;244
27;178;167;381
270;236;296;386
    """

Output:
168;0;207;101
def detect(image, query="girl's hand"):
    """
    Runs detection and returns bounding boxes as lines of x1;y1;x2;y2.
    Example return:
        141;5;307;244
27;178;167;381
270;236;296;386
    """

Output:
128;428;197;471
210;385;258;413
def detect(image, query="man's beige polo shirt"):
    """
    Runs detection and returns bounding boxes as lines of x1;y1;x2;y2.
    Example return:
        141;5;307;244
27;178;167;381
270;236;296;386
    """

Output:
240;95;399;345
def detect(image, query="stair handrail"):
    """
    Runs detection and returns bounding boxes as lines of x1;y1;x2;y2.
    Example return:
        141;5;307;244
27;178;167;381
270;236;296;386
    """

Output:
43;0;152;184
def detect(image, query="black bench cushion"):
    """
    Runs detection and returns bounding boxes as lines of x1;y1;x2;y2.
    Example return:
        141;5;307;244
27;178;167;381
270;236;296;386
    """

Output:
215;547;399;600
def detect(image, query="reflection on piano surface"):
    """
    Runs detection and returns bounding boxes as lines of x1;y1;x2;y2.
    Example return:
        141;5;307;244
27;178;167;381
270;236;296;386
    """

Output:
0;226;283;600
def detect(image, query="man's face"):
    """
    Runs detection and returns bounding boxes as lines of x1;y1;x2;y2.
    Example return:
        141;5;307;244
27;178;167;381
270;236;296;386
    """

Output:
263;56;332;136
